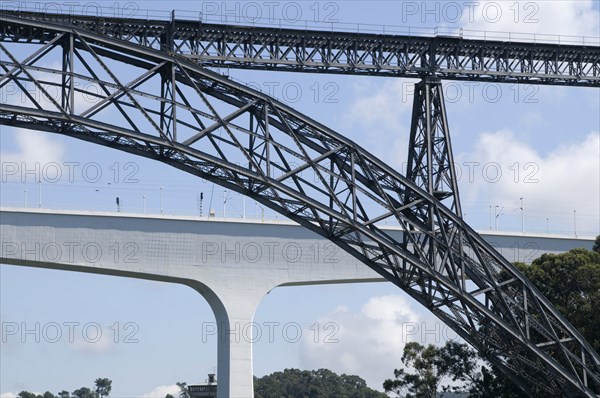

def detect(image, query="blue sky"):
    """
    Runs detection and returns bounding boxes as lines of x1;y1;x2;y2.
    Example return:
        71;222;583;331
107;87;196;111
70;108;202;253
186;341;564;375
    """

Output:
1;1;599;396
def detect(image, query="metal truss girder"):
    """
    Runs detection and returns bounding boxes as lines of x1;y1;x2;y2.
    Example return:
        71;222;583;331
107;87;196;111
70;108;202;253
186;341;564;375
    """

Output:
1;11;599;86
1;15;600;398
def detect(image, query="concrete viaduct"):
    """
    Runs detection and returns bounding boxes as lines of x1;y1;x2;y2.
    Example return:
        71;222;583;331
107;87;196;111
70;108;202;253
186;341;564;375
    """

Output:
0;207;594;397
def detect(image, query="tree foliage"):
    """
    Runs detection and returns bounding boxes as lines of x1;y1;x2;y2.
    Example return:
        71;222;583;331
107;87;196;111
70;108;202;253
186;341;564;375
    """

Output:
515;247;600;352
254;368;387;398
94;379;111;398
383;341;479;398
467;366;525;398
71;388;95;398
383;341;529;398
176;382;190;398
18;393;56;398
17;378;112;398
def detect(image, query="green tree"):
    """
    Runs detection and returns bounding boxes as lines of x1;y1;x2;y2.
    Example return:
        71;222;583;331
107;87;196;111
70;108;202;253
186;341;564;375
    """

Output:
593;235;600;253
17;393;56;398
515;248;600;352
254;368;387;398
94;378;112;398
383;341;478;398
386;342;440;398
164;395;175;398
16;379;110;398
384;341;529;398
71;387;95;398
467;366;525;398
176;382;189;398
18;393;41;398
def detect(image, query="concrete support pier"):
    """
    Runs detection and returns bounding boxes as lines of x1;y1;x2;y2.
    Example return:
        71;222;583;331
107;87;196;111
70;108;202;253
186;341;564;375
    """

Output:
214;291;267;397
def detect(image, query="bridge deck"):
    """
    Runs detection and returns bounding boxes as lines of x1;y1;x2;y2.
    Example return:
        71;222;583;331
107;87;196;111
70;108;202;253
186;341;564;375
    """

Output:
1;10;599;86
1;207;593;266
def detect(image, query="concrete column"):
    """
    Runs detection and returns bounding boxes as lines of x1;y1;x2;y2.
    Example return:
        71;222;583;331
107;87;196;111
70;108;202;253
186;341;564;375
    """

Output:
218;294;264;398
191;279;270;398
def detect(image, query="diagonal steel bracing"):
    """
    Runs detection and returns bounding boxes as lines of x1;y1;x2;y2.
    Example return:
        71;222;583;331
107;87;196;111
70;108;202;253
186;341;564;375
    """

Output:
0;13;599;397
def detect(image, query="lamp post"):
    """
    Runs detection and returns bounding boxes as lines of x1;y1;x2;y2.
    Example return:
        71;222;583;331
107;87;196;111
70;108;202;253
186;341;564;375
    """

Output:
519;197;524;233
495;205;504;231
198;192;204;217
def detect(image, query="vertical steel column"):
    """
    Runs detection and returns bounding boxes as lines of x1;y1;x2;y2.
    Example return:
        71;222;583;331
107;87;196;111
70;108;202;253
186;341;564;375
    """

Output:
403;77;464;279
159;12;177;142
160;63;177;141
406;78;461;215
61;33;75;115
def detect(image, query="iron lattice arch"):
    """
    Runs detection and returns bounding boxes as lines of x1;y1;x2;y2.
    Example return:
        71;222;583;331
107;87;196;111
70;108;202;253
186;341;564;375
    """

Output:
1;14;599;397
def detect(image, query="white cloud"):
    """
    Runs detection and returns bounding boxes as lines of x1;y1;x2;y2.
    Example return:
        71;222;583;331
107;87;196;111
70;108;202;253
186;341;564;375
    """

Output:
70;330;116;354
344;79;415;169
460;1;599;41
0;393;43;398
1;129;65;168
458;130;600;234
139;384;180;398
348;79;412;130
299;295;455;390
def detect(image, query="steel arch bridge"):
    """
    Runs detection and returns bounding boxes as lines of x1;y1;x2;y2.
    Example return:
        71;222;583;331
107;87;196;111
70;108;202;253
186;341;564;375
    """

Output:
1;11;599;397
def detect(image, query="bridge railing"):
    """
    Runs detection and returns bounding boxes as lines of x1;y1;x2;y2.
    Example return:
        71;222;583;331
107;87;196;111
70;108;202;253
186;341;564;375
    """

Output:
2;2;599;46
1;199;597;238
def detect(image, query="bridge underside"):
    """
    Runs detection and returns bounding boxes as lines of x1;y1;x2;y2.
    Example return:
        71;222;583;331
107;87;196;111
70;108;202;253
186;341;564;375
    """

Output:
1;12;599;397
